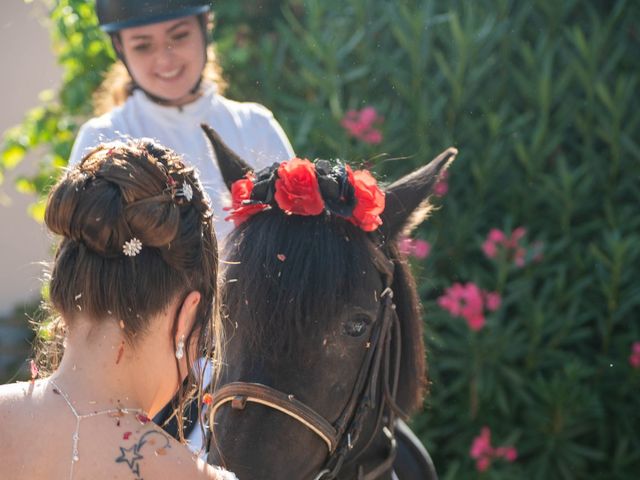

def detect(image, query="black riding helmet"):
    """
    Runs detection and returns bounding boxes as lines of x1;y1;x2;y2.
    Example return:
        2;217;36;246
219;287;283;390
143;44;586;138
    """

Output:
96;0;213;104
97;0;211;33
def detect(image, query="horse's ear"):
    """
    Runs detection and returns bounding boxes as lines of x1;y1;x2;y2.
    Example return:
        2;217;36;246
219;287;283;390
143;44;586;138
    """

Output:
201;123;253;190
380;147;458;240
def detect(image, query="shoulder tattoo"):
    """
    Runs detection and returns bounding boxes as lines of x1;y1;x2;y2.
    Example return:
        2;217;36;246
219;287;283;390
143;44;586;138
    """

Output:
115;429;172;479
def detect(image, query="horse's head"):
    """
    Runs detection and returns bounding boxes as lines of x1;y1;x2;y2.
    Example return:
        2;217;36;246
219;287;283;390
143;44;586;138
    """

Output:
203;125;456;479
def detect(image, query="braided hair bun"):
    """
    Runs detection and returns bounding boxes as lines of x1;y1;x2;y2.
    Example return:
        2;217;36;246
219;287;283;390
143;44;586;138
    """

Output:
46;141;211;258
45;139;217;343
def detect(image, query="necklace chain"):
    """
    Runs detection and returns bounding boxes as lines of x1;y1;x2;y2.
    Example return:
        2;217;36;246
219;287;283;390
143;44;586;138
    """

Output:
49;378;147;480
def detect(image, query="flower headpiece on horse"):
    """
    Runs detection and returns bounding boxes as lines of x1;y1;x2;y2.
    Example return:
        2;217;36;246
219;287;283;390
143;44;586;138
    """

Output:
201;122;457;241
226;157;385;231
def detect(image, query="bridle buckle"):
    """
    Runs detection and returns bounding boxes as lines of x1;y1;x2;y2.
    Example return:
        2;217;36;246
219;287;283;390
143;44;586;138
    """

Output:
380;287;393;299
231;395;247;410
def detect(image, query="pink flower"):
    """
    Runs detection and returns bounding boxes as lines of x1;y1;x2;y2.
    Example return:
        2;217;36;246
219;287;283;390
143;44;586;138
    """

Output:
488;228;506;243
482;239;498;258
496;446;518;462
471;427;494;472
485;292;502;311
437;283;465;316
438;282;499;331
514;247;526;267
398;236;431;260
630;342;640;368
510;226;527;244
476;456;491;472
460;283;485;330
413;239;430;259
470;427;493;459
483;228;506;259
362;129;382;144
466;314;486;331
341;107;384;145
433;171;449;197
470;427;518;472
483;227;541;268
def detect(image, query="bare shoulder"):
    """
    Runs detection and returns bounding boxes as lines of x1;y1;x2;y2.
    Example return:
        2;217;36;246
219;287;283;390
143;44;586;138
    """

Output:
0;380;50;475
115;421;237;480
0;380;45;424
0;379;39;400
0;382;24;442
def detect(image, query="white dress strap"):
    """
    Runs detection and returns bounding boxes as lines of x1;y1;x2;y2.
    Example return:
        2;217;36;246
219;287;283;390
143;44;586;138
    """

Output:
49;378;145;480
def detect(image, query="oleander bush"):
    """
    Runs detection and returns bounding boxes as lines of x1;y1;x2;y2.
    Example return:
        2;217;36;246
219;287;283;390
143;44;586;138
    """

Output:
2;0;640;478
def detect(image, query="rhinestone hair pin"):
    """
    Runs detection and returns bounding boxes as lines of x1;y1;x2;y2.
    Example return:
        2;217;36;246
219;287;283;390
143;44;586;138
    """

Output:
122;237;142;257
176;182;193;202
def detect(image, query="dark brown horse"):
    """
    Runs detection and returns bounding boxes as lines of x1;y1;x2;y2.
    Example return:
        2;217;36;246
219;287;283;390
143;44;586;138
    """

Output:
202;125;456;480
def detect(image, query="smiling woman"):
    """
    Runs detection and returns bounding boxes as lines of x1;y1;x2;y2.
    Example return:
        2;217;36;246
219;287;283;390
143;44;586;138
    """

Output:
69;0;295;238
115;16;207;106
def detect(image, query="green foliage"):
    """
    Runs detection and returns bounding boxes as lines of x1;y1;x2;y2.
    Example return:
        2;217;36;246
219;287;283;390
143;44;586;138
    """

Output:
0;0;114;220
183;1;640;477
3;0;640;477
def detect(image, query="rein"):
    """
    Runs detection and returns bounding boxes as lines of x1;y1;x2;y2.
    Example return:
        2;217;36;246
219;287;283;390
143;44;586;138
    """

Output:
209;249;404;479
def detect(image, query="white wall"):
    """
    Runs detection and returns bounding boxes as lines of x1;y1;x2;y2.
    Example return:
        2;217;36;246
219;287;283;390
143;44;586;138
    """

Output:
0;1;60;315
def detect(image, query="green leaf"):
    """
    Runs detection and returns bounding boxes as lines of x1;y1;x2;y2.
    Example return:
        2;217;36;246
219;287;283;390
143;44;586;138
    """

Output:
1;144;26;170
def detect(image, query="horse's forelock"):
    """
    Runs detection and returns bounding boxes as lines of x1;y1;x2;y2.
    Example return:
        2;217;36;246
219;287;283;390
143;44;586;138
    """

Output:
222;210;375;360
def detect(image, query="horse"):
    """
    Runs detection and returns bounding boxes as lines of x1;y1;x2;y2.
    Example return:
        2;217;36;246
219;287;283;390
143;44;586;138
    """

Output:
201;124;457;480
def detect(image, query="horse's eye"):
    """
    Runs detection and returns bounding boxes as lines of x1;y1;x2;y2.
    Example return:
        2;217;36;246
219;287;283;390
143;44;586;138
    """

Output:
343;315;371;337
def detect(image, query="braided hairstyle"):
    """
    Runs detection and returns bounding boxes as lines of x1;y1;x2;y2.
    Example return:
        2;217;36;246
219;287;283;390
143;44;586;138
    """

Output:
37;139;220;442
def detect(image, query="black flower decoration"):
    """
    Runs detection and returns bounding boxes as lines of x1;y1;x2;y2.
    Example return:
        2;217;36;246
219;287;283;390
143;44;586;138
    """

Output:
250;163;280;204
315;160;356;217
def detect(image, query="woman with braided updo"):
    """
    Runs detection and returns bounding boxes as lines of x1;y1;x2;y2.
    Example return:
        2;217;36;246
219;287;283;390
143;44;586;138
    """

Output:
0;141;236;479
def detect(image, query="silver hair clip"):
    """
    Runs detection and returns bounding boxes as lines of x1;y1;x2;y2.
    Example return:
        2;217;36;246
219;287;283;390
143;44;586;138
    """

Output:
176;182;193;202
122;237;142;257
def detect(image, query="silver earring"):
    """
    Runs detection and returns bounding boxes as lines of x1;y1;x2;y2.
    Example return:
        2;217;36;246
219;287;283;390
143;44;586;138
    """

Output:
175;335;185;360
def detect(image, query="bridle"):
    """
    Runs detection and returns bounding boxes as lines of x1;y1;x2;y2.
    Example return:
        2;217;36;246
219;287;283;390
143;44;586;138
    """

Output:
209;249;405;479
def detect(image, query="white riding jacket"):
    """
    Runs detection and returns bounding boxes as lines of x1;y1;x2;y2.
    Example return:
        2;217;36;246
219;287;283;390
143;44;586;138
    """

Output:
69;84;295;238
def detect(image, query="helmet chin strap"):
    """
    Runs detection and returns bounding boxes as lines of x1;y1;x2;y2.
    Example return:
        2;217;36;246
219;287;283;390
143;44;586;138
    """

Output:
111;13;209;107
131;72;205;107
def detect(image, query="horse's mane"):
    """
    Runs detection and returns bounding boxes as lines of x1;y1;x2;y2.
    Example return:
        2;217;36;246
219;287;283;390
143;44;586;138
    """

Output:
385;243;427;415
221;209;426;413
